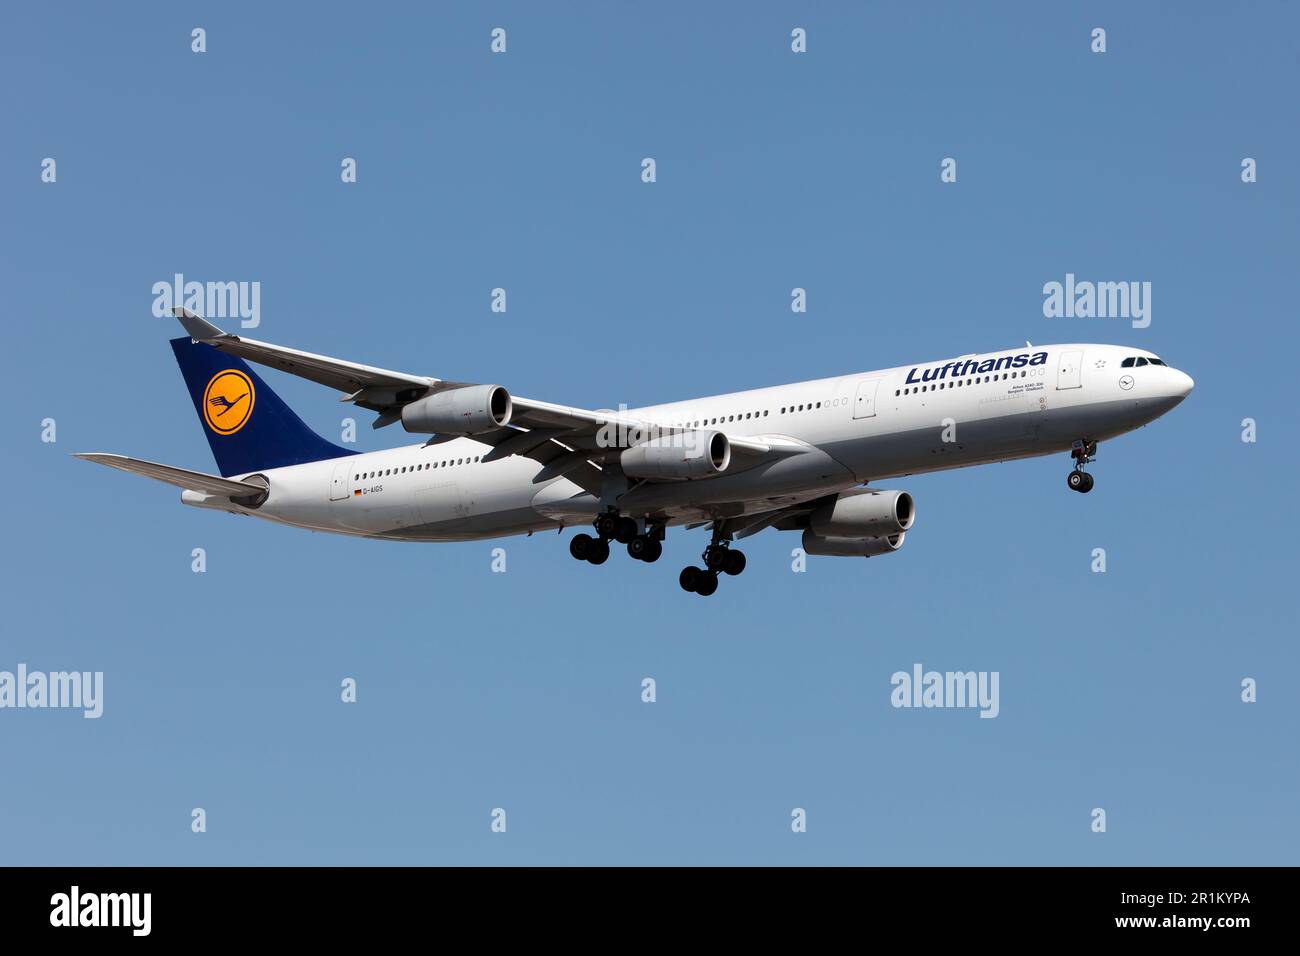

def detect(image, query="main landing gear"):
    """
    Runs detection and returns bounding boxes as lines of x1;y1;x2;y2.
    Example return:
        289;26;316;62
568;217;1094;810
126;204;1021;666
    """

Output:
678;532;747;597
1067;440;1097;494
569;511;663;565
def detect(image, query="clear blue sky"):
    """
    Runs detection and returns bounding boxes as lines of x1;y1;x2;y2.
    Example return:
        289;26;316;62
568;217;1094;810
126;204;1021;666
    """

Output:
2;2;1296;865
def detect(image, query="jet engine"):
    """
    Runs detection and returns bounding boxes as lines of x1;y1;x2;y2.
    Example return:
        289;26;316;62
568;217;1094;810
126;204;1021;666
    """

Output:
620;431;731;480
801;529;906;558
809;489;914;538
400;385;513;435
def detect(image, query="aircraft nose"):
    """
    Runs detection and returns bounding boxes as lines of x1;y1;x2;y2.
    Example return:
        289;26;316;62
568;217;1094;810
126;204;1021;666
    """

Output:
1167;368;1195;398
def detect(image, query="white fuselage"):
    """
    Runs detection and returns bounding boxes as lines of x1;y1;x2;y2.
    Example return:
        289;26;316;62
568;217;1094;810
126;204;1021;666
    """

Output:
183;343;1193;541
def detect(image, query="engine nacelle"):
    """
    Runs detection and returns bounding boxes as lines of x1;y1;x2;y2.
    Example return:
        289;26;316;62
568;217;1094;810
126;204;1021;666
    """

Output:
801;529;906;558
809;489;915;538
401;385;512;435
620;431;730;480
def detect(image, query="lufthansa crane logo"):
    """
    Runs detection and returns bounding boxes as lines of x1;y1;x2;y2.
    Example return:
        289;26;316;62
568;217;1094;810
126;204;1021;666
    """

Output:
202;370;255;435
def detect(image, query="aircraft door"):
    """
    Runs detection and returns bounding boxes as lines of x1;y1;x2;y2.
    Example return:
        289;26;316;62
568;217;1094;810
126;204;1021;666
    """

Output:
1056;350;1083;390
329;459;353;501
853;378;882;419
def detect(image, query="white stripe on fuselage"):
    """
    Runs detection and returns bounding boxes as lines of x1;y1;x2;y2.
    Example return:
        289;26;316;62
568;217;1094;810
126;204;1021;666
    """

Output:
192;343;1189;541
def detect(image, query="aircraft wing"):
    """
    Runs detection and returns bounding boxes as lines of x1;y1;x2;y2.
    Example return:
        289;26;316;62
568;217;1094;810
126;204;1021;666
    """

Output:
174;310;464;412
74;453;267;498
173;312;802;491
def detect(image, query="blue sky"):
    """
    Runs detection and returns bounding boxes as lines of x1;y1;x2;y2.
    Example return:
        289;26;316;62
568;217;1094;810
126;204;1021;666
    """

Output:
2;1;1296;864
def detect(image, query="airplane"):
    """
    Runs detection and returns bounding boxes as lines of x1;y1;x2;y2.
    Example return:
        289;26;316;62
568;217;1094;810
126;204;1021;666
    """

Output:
76;310;1194;596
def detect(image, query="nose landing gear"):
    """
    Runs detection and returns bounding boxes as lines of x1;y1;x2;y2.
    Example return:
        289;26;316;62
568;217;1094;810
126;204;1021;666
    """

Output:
1067;440;1097;493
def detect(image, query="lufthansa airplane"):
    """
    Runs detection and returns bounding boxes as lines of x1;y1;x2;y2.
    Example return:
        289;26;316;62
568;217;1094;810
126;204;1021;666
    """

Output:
78;310;1193;596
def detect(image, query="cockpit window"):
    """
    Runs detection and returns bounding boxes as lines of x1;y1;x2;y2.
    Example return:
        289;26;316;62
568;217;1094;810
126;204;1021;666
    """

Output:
1148;357;1166;366
1121;357;1135;368
1135;357;1148;367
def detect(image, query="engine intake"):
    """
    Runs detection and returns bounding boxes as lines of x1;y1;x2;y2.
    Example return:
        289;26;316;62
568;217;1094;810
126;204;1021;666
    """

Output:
620;431;730;480
401;385;512;435
810;489;914;539
801;530;906;558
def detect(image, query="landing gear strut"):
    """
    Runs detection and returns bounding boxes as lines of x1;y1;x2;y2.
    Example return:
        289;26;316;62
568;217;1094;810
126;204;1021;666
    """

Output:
679;527;746;596
1067;440;1097;494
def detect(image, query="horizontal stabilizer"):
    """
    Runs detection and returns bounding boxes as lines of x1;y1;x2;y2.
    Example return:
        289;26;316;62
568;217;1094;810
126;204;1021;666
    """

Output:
74;453;267;498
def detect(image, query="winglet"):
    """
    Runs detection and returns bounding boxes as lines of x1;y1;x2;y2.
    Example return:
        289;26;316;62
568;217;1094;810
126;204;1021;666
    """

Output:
173;307;230;342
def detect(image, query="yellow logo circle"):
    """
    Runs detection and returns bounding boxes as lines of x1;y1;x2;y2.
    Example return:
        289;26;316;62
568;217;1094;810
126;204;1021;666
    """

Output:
202;370;255;435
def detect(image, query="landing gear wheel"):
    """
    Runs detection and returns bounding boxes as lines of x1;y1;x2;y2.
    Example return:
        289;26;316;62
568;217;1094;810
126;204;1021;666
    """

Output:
594;514;618;539
1067;471;1095;493
679;566;702;592
1068;440;1097;494
586;538;610;564
569;533;593;561
614;517;638;545
704;546;729;572
628;536;662;562
694;571;719;596
723;549;747;576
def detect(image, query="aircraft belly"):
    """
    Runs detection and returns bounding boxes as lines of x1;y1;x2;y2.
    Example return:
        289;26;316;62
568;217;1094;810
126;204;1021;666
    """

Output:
615;447;855;515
